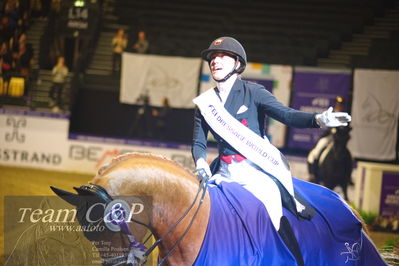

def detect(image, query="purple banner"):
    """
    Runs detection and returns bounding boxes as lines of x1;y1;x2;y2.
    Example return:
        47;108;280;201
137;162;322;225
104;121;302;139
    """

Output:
287;69;352;150
380;171;399;217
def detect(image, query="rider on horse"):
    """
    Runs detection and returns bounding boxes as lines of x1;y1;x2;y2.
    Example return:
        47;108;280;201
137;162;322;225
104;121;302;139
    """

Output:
192;36;351;237
307;96;349;183
50;38;386;265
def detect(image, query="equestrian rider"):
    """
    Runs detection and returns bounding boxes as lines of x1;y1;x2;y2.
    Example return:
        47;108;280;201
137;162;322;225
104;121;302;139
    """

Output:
307;96;347;183
191;37;351;233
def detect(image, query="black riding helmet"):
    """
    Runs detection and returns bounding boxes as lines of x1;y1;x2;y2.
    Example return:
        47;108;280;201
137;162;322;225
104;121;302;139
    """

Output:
201;37;247;81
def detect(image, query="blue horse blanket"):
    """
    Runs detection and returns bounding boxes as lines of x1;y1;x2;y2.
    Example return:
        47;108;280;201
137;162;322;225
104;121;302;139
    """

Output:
194;177;386;265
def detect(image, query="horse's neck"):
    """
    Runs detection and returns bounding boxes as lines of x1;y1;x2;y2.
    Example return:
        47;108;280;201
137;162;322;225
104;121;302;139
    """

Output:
149;180;211;264
333;139;349;151
94;158;210;265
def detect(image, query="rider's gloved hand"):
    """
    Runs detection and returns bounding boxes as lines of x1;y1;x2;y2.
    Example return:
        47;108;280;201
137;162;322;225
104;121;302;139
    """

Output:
195;158;212;178
315;107;351;129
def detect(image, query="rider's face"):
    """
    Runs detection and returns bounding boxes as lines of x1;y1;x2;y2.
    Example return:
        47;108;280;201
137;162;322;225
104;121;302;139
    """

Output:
209;52;238;80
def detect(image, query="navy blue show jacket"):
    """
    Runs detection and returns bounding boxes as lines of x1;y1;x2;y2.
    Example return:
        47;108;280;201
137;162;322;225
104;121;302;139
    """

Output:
191;78;320;163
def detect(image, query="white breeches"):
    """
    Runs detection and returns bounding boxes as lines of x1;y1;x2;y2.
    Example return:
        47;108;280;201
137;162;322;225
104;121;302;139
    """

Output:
210;159;283;231
307;135;332;164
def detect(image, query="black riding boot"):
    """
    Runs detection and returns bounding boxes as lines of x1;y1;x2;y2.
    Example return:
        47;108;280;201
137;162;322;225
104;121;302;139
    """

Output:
278;216;305;266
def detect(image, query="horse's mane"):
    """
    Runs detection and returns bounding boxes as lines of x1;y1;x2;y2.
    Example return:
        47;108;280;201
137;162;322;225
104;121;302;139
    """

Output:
96;152;168;176
91;152;198;204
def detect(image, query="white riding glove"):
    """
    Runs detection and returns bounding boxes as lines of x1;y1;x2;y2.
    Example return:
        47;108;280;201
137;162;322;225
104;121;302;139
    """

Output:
315;107;351;129
195;158;212;178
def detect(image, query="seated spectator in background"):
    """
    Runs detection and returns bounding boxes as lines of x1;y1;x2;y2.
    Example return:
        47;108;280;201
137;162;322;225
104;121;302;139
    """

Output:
0;16;14;43
50;0;62;14
0;42;15;81
18;10;30;33
3;0;20;31
10;32;30;59
30;0;45;18
40;0;51;19
130;90;153;138
15;41;33;78
49;56;68;112
111;28;128;74
132;30;149;54
9;27;23;53
152;97;171;139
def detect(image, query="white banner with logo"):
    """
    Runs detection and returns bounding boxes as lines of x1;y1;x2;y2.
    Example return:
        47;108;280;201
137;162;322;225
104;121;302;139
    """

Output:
349;69;399;160
65;137;204;174
199;63;293;147
0;109;219;174
120;53;201;108
0;110;70;170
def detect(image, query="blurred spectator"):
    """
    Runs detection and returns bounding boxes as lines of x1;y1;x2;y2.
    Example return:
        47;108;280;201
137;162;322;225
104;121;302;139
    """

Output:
130;90;153;138
17;11;30;33
10;29;24;54
18;1;31;22
14;40;33;77
50;0;61;14
49;56;68;111
152;97;171;139
4;0;20;30
40;0;51;19
111;28;128;74
0;16;14;43
132;30;149;54
30;0;43;18
11;33;21;53
0;41;14;81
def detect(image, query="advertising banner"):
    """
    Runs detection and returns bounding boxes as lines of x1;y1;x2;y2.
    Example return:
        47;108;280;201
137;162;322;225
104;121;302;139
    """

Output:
379;171;399;218
0;109;218;175
66;134;206;174
287;67;352;150
349;69;399;161
374;170;399;232
0;109;70;170
120;53;201;108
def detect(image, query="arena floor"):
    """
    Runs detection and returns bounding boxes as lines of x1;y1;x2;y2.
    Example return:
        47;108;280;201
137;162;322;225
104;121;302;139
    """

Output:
0;165;93;265
0;165;397;265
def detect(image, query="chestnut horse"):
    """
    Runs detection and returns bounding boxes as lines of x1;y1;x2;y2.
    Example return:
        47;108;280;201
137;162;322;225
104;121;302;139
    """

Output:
52;153;210;265
51;152;386;266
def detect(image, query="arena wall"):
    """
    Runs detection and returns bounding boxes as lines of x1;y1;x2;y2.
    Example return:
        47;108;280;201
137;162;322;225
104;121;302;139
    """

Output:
0;108;217;175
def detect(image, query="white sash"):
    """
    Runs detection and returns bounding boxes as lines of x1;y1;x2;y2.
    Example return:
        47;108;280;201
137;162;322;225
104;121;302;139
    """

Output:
193;88;294;196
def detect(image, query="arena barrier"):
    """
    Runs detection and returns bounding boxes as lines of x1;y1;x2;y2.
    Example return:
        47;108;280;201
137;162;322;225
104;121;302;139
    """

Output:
0;107;218;175
354;162;399;218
